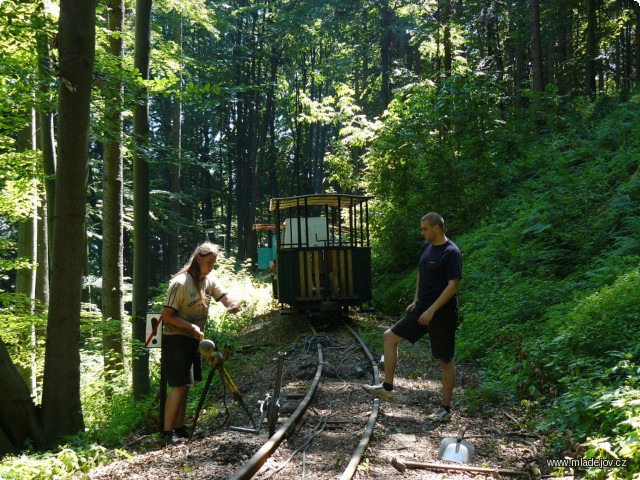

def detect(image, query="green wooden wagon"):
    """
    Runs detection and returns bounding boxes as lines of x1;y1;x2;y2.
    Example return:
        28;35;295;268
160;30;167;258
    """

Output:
269;194;373;315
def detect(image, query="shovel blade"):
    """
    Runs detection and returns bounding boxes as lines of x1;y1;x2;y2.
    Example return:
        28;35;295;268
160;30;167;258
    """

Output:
439;438;475;463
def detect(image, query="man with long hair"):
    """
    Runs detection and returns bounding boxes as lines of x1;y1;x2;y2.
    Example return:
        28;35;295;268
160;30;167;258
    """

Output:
160;242;241;445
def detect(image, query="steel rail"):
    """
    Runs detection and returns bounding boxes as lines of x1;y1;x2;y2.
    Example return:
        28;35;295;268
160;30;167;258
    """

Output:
229;321;380;480
340;323;381;480
228;326;324;480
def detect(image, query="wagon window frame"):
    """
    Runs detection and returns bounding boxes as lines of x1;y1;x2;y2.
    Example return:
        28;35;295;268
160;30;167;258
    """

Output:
269;194;373;249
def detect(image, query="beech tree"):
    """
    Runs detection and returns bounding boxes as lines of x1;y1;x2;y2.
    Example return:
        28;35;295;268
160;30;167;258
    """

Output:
0;0;96;454
35;0;56;269
167;13;182;277
101;0;126;378
14;116;38;396
132;0;152;400
40;0;97;445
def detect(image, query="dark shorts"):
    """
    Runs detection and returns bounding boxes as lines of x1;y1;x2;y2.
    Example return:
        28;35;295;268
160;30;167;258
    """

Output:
162;334;202;387
390;304;457;362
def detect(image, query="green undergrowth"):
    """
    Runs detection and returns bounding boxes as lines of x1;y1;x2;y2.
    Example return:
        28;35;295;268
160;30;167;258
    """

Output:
0;253;275;479
0;444;130;480
454;95;640;479
372;93;640;479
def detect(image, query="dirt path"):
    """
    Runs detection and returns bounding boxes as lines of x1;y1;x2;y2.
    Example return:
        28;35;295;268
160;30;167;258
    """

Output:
88;312;562;479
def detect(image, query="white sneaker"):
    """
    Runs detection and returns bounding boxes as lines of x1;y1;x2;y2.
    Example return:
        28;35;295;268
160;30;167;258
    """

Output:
427;406;452;422
362;383;395;402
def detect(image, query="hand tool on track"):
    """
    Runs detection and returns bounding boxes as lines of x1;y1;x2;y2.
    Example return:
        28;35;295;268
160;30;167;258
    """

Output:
190;340;256;439
439;426;475;463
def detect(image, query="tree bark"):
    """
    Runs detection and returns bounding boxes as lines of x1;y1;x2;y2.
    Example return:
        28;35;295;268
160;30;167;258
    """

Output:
35;0;57;262
15;113;38;396
380;0;392;109
623;0;633;89
529;0;544;91
102;0;126;378
132;0;152;400
232;5;254;260
245;45;278;265
294;71;303;193
16;117;38;305
443;0;452;76
41;0;96;446
585;0;598;96
225;110;234;253
35;200;49;309
15;116;37;304
0;337;45;455
636;4;640;82
167;15;182;276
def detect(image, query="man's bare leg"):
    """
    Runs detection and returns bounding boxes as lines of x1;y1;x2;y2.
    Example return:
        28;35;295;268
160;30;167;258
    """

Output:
439;359;456;407
164;385;189;431
175;385;189;428
383;329;404;385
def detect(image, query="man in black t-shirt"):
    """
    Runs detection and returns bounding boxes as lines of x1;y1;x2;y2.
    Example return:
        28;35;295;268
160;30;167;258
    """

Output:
363;212;462;422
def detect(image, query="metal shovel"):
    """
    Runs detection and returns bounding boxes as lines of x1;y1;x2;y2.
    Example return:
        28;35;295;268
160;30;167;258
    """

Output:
439;426;475;463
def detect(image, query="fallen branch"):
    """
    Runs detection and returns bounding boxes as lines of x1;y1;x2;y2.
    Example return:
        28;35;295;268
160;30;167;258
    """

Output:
391;458;531;478
502;410;522;425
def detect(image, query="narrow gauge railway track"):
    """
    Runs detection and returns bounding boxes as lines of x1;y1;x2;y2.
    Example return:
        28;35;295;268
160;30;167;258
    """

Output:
87;318;383;480
89;313;543;480
230;321;381;480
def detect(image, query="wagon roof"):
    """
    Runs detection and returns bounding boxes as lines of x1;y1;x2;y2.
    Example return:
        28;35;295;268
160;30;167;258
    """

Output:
269;194;373;211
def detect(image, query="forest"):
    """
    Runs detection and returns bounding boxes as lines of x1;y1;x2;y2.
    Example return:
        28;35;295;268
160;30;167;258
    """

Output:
1;0;639;478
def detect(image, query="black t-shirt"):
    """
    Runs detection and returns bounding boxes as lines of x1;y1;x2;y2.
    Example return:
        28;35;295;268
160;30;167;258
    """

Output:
417;240;463;309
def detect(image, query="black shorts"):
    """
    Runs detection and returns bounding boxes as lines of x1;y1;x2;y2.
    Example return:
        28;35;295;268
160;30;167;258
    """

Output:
390;304;457;362
162;334;202;387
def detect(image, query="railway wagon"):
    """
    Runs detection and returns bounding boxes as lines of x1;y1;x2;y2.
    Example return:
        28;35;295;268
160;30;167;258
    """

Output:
269;193;373;314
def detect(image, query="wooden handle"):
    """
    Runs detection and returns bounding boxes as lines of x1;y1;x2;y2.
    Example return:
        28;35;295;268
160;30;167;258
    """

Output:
391;458;530;477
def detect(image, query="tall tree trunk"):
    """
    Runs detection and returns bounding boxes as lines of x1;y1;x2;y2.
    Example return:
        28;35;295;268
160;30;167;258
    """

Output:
268;95;278;201
613;0;622;90
246;47;278;264
167;15;182;276
585;0;598;96
102;0;126;379
443;0;452;76
380;0;392;110
33;95;50;313
132;0;152;400
483;1;500;73
552;7;573;95
34;116;49;407
529;0;544;91
15;112;38;396
234;99;247;259
233;9;255;260
201;126;213;231
35;0;57;263
16;117;37;302
225;110;234;253
0;337;45;455
41;0;97;446
294;72;302;193
623;0;633;90
635;4;640;82
35;200;49;309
